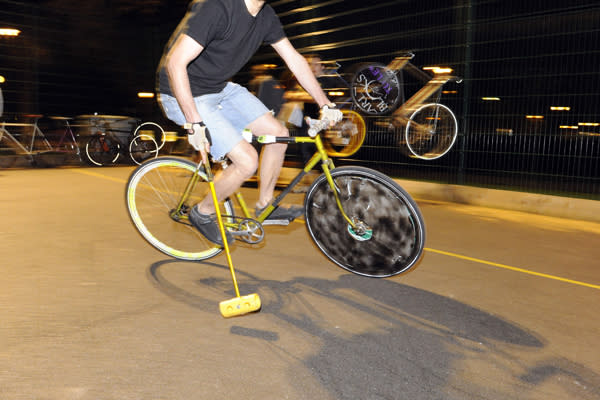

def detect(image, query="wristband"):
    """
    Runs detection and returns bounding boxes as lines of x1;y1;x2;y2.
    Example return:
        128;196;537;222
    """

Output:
184;121;205;130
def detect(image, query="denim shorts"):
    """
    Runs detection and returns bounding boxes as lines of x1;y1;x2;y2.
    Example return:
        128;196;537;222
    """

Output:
158;82;270;160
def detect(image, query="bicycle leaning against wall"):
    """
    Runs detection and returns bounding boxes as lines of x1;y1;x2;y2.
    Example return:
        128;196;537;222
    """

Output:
349;52;461;160
83;116;164;166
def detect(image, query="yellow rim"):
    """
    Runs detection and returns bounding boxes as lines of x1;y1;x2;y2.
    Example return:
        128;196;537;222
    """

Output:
322;109;366;157
127;158;224;260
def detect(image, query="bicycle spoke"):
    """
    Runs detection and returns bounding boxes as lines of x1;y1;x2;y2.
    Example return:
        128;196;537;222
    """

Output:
126;157;235;261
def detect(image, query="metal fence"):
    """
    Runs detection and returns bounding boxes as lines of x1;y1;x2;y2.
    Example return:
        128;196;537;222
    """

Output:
1;0;598;199
263;0;600;199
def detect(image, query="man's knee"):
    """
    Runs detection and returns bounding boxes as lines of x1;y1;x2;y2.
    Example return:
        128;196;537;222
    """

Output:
229;141;258;179
248;112;289;138
274;122;289;138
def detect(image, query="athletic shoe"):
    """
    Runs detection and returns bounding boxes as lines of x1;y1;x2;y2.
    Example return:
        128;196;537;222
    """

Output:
188;206;234;246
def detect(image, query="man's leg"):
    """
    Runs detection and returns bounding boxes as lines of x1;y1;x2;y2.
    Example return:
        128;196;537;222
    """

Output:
188;140;258;246
195;139;258;214
246;112;289;209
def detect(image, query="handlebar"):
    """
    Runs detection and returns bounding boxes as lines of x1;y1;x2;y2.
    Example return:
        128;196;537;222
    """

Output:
239;116;337;144
305;117;332;137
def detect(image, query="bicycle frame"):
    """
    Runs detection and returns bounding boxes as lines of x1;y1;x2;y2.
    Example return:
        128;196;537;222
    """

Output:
0;116;52;156
171;132;359;231
344;52;460;118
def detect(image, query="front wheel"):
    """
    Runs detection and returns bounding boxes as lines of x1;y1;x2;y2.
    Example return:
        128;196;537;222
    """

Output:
304;166;425;277
404;103;457;160
126;156;235;260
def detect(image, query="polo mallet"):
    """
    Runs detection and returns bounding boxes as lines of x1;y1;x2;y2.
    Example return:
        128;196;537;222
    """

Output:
203;159;261;318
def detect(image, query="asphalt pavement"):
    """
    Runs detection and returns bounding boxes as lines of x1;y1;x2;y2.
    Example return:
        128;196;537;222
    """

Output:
1;165;599;400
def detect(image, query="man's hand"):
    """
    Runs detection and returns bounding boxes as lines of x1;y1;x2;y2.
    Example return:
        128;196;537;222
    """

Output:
186;122;211;163
319;104;343;126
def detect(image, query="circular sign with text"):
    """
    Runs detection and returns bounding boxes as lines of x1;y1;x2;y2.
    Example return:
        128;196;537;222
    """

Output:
351;63;402;115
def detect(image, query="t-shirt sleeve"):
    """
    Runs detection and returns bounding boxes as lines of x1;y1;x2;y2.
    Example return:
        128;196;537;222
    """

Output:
184;0;225;47
263;7;286;45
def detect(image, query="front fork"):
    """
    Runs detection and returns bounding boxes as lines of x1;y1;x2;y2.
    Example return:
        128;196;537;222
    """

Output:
169;163;204;221
306;136;358;230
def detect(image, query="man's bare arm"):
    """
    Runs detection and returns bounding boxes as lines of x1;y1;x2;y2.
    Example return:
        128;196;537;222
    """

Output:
165;34;205;123
271;38;332;108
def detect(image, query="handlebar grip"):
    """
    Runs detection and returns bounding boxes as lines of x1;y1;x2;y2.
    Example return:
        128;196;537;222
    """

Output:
306;117;331;137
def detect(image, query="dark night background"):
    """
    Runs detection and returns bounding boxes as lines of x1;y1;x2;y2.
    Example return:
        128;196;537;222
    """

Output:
1;0;599;197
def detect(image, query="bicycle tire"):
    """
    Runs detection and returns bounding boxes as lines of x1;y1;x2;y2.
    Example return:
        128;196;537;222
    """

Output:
404;103;457;160
304;166;425;277
85;134;120;166
129;134;159;165
321;109;366;157
133;122;166;151
126;156;235;261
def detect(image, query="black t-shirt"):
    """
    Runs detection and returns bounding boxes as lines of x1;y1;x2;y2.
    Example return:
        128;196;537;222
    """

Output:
158;0;285;96
256;77;284;114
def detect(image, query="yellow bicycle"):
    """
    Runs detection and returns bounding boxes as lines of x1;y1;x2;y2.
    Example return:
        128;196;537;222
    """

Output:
125;115;425;279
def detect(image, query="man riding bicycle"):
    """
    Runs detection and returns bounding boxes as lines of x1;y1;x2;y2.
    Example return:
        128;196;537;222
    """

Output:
157;0;341;246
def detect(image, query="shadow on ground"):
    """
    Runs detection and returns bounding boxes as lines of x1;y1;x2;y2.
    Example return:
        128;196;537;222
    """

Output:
148;259;600;400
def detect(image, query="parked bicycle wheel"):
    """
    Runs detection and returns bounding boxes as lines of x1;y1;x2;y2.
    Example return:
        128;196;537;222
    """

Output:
304;166;425;277
404;103;457;160
84;134;120;166
126;156;235;261
128;134;158;164
133;122;166;151
351;63;402;115
321;109;366;157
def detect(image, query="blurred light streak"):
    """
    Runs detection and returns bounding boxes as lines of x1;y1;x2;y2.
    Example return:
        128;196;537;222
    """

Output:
423;66;453;74
550;106;571;111
277;0;344;18
0;28;20;36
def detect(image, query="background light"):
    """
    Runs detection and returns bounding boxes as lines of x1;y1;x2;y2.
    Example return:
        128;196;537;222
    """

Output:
0;28;20;36
423;66;453;74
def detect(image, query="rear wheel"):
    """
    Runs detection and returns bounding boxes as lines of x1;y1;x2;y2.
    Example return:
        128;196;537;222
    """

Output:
304;166;425;277
85;134;120;166
126;157;235;260
404;103;457;160
128;134;158;164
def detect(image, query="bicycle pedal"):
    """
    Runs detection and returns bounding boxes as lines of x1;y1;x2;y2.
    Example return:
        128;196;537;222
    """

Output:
226;217;265;244
261;219;291;226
